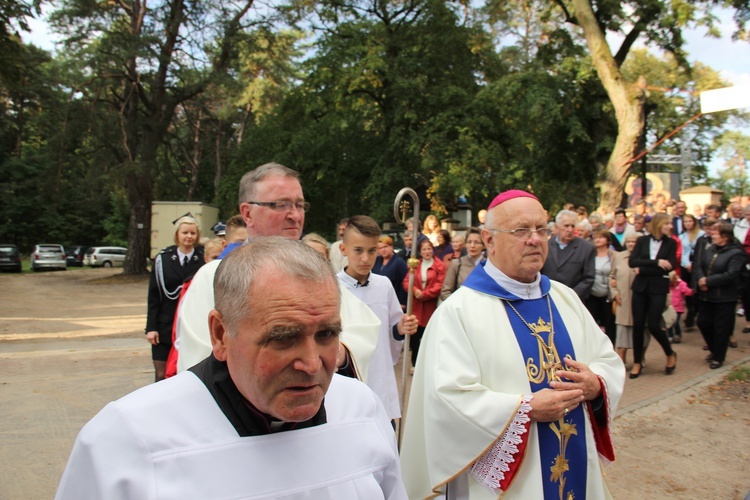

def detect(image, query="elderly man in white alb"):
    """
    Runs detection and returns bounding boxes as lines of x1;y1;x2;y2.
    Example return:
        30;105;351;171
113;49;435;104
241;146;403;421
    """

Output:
56;238;406;499
400;190;625;499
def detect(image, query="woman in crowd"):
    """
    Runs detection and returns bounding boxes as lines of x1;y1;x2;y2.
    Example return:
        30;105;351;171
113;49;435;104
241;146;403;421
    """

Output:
301;233;330;261
628;213;678;379
678;213;704;328
433;229;454;262
441;227;484;301
373;235;408;308
449;234;466;261
694;222;746;369
609;231;648;365
586;229;616;344
146;216;204;382
403;239;445;372
576;219;593;241
423;215;440;246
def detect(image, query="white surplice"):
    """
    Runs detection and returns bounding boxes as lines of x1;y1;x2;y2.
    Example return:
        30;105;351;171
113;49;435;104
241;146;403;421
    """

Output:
175;259;380;383
400;280;625;499
56;373;406;499
337;271;405;420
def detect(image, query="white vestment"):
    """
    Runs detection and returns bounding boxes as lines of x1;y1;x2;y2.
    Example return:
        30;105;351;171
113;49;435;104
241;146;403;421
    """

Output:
400;280;625;499
337;271;405;420
56;373;406;499
175;259;380;382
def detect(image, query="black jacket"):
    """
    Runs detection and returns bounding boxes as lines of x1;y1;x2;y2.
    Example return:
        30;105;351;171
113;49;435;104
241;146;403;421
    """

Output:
629;234;678;295
693;239;746;303
146;245;205;341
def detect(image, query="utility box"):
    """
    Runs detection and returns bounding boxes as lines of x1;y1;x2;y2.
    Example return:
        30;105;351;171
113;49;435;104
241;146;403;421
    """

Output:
151;202;220;258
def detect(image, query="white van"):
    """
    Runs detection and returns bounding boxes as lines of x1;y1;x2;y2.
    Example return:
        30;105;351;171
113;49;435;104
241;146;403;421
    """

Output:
84;247;128;268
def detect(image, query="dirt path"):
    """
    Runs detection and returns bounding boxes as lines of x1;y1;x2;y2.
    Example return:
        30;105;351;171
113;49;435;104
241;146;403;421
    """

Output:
0;269;748;499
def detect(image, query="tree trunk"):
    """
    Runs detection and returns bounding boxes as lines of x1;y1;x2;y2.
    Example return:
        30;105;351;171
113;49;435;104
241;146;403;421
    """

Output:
124;170;152;274
187;107;202;201
571;0;645;213
214;117;222;194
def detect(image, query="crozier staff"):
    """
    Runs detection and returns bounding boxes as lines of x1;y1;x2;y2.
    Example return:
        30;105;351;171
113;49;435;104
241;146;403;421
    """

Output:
400;190;625;499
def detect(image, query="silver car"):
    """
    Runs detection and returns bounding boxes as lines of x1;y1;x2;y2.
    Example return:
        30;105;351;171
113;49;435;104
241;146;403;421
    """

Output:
31;244;67;272
84;247;128;268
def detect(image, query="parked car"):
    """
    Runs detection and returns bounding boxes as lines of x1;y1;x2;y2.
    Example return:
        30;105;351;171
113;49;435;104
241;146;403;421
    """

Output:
0;244;23;272
84;247;127;268
65;246;89;267
31;244;67;272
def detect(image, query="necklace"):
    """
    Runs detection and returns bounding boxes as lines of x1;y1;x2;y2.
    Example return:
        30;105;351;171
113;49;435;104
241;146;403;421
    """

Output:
503;296;565;384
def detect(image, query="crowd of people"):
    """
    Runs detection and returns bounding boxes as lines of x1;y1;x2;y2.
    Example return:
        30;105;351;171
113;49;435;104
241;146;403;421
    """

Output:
55;165;749;499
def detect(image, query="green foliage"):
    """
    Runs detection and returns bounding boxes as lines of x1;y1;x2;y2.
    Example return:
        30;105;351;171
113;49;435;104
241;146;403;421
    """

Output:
102;188;129;247
621;48;744;186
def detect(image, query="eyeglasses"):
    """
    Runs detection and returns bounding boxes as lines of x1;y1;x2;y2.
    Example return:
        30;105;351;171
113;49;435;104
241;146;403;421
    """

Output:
486;226;553;240
246;201;311;213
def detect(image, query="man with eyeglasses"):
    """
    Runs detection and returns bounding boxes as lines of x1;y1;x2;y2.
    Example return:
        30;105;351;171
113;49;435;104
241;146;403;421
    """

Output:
541;209;596;301
174;163;379;380
401;190;624;499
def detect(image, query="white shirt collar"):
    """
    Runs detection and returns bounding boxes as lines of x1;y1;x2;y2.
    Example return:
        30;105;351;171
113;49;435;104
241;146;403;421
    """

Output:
484;259;542;300
337;269;370;288
177;249;194;263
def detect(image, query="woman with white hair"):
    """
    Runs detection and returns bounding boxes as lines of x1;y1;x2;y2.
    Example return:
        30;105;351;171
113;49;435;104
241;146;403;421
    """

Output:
145;216;205;381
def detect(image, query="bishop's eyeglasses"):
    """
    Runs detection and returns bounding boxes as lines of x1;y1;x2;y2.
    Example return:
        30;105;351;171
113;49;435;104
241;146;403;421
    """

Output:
485;226;553;240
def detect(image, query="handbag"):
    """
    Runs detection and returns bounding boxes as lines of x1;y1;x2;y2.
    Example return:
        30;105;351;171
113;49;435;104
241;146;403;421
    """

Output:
661;304;677;329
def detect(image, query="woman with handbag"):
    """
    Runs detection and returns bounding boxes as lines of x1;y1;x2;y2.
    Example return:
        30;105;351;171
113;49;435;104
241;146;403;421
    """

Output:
694;221;746;369
628;213;678;379
403;239;445;370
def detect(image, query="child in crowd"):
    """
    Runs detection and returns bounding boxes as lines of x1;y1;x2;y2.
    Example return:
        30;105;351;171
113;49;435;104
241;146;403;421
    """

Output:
337;215;418;424
668;270;693;343
203;239;224;262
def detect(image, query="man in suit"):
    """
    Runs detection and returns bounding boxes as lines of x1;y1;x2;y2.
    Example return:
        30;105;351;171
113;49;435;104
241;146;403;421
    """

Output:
671;200;687;236
727;202;743;226
542;209;596;301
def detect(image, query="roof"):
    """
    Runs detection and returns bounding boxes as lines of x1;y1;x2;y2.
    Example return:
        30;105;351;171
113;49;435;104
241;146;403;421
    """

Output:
679;185;724;195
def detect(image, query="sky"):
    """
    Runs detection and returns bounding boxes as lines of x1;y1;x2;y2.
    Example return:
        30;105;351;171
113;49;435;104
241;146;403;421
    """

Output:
22;4;749;176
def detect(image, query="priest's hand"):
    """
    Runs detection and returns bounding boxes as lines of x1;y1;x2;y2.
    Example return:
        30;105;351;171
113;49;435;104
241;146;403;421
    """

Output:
528;388;584;422
146;331;159;345
398;314;418;336
549;358;602;402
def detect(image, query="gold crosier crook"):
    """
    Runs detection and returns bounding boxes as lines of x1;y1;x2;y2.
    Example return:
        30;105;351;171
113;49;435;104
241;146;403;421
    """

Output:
393;187;419;448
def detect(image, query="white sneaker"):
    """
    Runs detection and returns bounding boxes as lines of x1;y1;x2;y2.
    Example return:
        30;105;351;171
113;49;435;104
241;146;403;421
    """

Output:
737;307;744;316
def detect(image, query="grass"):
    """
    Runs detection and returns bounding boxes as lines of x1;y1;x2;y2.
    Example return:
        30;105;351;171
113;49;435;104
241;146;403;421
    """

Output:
726;364;750;382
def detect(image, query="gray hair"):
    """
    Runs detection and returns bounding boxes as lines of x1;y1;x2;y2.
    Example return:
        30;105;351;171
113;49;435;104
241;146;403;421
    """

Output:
238;163;300;204
623;229;640;242
213;237;339;335
576;219;592;232
555;210;577;225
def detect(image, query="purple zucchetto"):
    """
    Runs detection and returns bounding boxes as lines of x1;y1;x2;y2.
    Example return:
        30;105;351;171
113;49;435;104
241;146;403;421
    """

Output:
488;189;538;210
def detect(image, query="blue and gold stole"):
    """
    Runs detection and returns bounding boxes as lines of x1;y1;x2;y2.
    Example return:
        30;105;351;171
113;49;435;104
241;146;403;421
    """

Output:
463;262;587;500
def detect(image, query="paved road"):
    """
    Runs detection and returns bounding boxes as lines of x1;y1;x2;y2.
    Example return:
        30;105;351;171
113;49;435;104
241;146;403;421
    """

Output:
0;268;748;499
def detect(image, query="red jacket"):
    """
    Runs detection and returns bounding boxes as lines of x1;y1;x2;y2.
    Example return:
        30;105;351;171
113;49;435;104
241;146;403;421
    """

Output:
403;258;446;327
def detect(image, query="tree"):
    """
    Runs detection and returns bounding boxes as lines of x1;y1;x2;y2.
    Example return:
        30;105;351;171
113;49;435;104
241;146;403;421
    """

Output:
621;49;744;185
713;131;750;199
50;0;256;273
